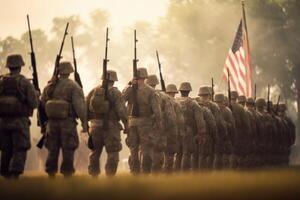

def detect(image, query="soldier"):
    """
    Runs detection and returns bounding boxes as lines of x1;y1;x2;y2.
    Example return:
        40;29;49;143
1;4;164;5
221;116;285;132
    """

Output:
41;61;87;178
255;98;274;167
230;91;251;169
122;68;162;174
238;95;247;107
165;84;185;172
214;93;235;169
268;101;286;167
145;75;177;173
86;70;128;177
0;54;38;179
278;103;296;166
177;82;206;171
196;86;226;170
245;97;259;168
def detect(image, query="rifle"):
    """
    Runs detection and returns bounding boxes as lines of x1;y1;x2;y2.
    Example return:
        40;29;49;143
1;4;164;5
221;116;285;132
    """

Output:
52;22;69;81
71;36;83;88
131;30;140;117
267;84;270;112
227;68;232;110
211;78;215;101
102;27;110;131
275;95;281;115
27;15;48;148
156;50;166;92
254;83;257;100
37;22;69;149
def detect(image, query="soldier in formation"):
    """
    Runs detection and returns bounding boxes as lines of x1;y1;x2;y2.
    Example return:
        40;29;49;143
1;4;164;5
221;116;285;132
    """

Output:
0;53;296;178
86;70;128;177
0;54;38;179
40;62;87;178
122;68;162;174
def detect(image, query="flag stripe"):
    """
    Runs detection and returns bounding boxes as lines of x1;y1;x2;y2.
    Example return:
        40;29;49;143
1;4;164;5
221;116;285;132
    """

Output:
223;19;253;97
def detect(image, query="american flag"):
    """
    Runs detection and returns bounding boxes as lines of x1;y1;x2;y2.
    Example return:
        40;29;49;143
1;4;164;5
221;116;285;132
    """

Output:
223;19;252;97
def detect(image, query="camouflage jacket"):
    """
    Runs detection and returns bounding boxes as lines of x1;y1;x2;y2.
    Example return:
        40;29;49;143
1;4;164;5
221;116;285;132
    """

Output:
86;85;128;128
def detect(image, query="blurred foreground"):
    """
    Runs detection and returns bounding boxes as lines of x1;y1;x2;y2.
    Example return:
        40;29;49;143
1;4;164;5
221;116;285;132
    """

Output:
0;168;300;200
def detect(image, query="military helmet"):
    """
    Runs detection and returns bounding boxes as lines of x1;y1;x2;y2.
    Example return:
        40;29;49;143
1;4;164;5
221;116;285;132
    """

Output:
6;54;25;68
278;103;287;112
146;74;159;86
58;61;74;75
246;97;255;105
166;84;178;93
179;82;192;92
198;86;210;96
137;68;148;79
238;95;247;103
230;91;239;100
102;70;118;81
255;98;266;107
214;93;225;103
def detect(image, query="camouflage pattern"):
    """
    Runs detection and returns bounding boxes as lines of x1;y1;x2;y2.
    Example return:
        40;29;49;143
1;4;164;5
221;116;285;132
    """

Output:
278;103;296;165
195;95;227;170
176;96;206;171
215;93;236;169
158;92;177;173
172;98;185;172
245;103;259;168
86;85;128;176
41;75;87;177
230;92;251;168
122;81;162;174
0;68;38;178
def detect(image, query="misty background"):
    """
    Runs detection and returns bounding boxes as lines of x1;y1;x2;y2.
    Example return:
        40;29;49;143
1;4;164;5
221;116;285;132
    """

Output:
0;0;299;172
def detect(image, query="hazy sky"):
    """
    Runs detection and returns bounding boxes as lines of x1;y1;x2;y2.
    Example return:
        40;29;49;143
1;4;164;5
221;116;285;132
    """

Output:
0;0;168;38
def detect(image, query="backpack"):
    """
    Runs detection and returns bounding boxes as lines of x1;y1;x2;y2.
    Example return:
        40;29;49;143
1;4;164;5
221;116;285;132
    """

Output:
0;75;26;117
89;86;110;115
45;81;72;119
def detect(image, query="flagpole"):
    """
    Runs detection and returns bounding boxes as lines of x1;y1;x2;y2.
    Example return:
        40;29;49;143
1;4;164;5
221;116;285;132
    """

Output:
241;0;253;97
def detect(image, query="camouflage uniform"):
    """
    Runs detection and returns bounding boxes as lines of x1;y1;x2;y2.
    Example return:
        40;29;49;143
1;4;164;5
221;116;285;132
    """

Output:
122;68;162;174
196;87;227;170
215;93;235;169
146;75;177;173
230;91;251;168
41;62;87;177
177;82;206;171
255;98;275;167
166;84;184;172
0;54;38;178
86;70;128;176
245;98;260;168
278;103;296;165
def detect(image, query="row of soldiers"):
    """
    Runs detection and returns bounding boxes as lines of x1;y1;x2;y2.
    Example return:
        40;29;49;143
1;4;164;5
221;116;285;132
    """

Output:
0;54;296;179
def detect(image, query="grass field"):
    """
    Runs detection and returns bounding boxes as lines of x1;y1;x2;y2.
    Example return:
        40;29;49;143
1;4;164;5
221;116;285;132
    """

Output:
1;168;300;200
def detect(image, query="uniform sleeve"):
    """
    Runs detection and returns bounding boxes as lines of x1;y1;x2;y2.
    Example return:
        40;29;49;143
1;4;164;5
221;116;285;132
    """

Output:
164;97;177;129
85;88;95;120
193;103;206;135
205;109;217;139
228;109;237;139
72;84;87;128
122;85;132;102
150;91;162;129
111;89;128;127
23;79;38;110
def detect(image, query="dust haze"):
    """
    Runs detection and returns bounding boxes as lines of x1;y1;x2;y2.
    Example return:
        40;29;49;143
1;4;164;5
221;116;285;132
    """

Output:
0;0;299;172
